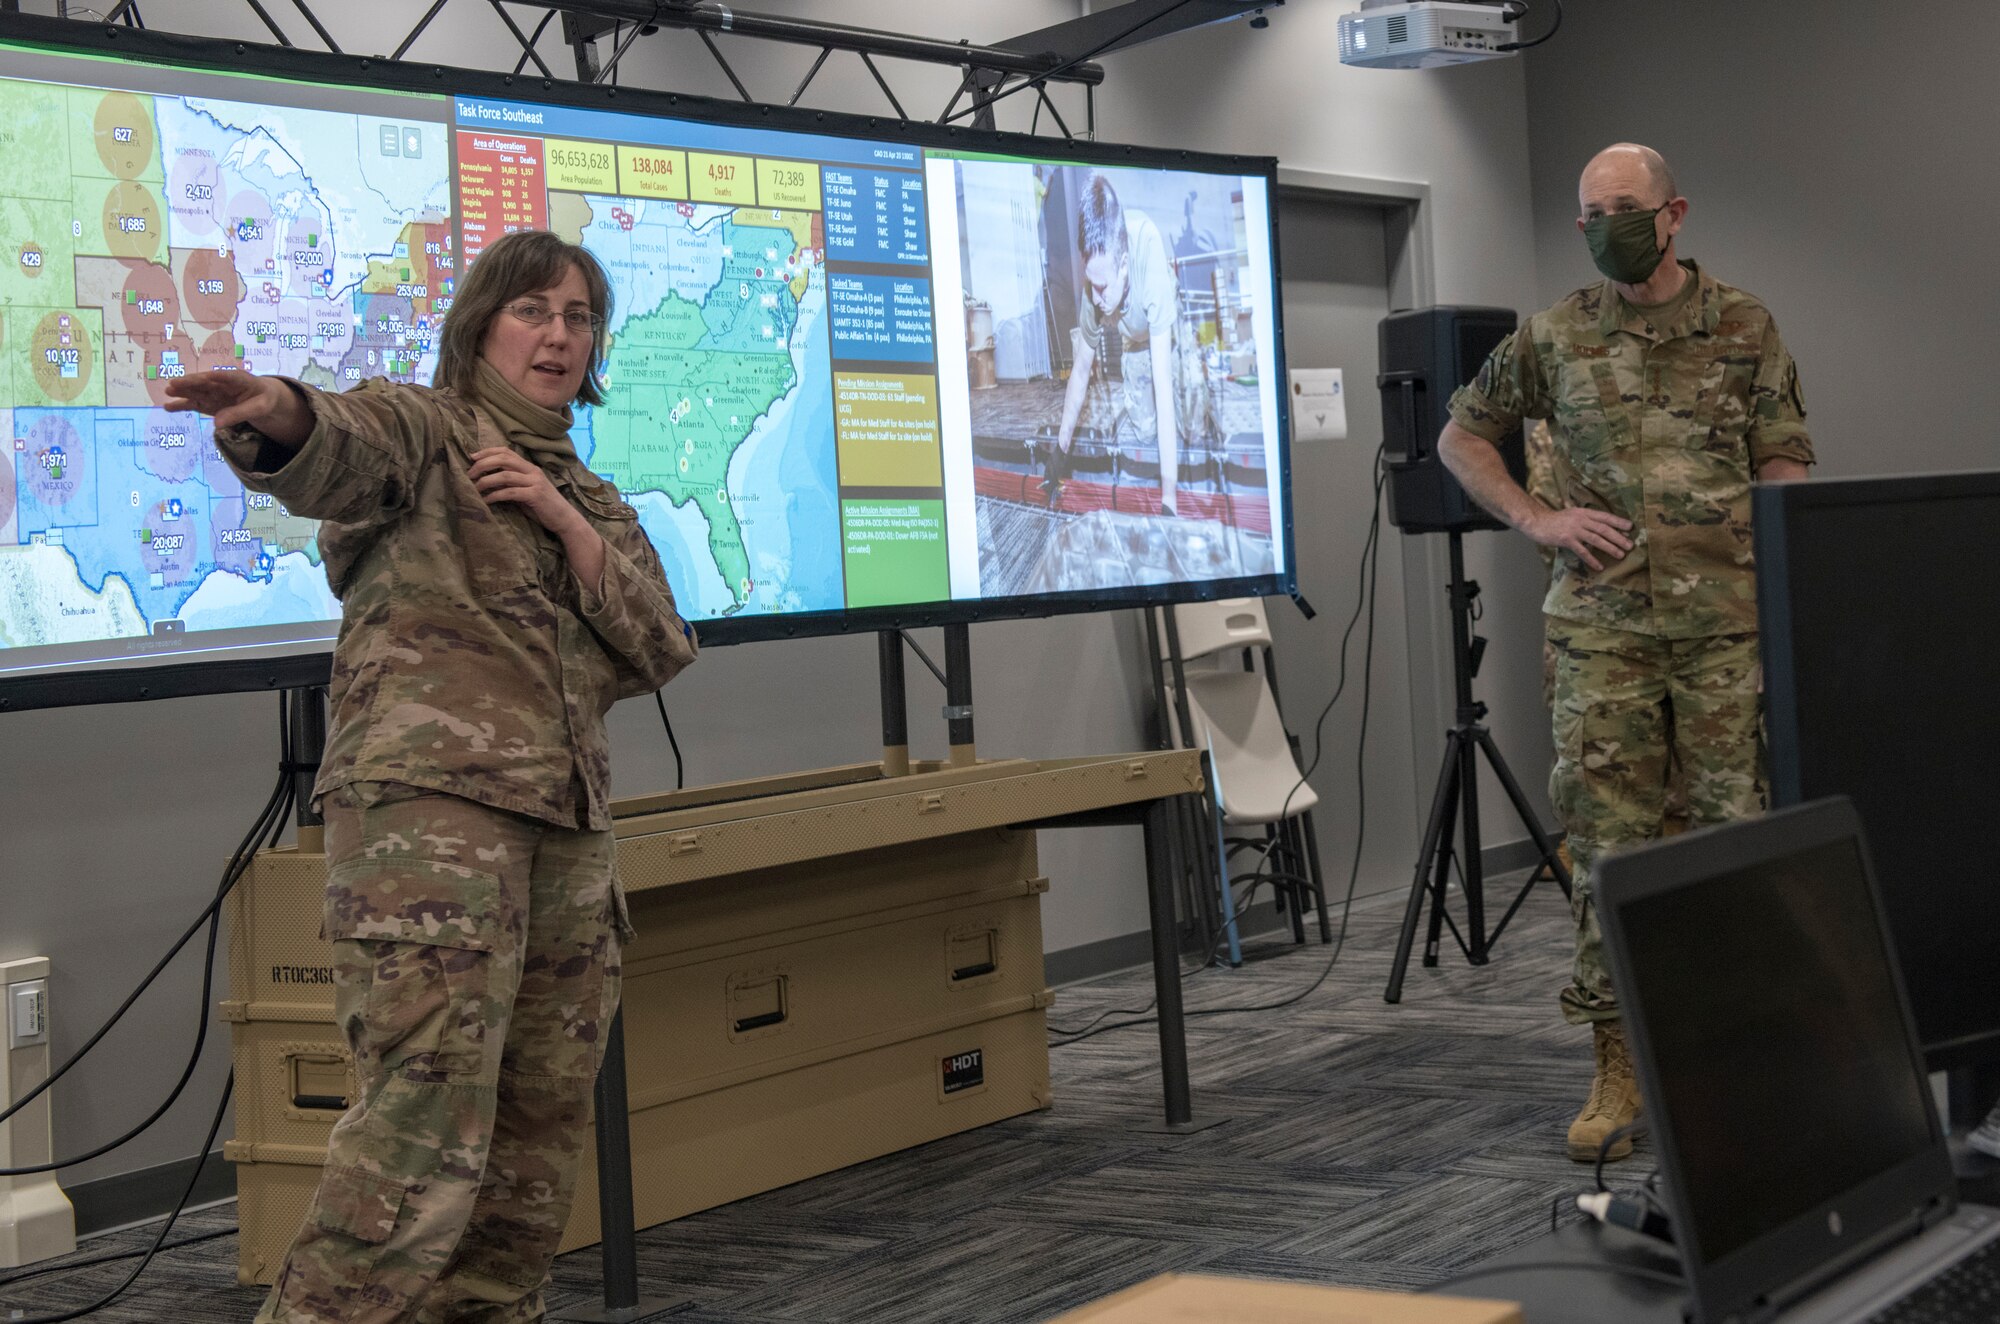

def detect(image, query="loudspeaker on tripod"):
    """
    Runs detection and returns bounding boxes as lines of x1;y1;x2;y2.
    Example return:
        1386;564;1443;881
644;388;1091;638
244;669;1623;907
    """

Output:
1377;306;1528;534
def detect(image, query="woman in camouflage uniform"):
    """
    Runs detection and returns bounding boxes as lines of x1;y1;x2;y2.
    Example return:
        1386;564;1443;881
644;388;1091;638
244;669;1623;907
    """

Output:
166;230;697;1324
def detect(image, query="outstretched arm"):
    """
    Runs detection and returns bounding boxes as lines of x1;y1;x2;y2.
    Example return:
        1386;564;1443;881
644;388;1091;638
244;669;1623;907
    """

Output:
168;370;436;525
165;370;313;451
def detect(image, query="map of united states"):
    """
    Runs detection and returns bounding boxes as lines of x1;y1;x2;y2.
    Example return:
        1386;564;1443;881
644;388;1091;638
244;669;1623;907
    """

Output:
0;75;450;653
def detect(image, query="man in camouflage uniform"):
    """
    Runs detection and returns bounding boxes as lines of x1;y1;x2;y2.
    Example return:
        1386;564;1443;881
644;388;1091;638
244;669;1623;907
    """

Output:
1438;144;1813;1162
1527;418;1691;843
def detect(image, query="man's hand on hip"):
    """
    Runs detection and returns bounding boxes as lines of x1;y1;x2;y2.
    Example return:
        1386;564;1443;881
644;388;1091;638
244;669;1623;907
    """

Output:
1524;505;1633;572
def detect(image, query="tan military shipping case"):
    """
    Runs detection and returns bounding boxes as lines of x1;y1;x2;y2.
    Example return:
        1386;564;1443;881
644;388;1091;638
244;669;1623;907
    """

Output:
1043;1273;1525;1323
224;819;1052;1285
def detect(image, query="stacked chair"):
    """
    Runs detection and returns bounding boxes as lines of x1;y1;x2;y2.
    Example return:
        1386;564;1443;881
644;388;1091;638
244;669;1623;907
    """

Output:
1146;597;1332;967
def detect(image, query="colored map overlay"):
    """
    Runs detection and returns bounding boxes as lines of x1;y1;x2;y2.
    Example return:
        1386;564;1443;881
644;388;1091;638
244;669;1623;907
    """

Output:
0;73;449;657
552;192;840;620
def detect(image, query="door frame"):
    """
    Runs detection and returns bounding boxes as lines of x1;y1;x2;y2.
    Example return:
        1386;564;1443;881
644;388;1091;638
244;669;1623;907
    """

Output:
1275;168;1454;879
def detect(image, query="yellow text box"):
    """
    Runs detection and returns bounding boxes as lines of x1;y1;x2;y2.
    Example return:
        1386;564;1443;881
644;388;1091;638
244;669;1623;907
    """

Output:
756;158;821;211
544;138;618;193
690;152;754;205
616;144;689;200
833;371;942;488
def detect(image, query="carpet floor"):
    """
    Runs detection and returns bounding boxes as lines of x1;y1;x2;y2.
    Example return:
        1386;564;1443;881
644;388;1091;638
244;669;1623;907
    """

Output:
3;872;1637;1322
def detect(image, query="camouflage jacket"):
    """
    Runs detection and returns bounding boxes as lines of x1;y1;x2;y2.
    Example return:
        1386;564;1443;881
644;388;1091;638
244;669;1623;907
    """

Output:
215;377;698;830
1449;262;1813;639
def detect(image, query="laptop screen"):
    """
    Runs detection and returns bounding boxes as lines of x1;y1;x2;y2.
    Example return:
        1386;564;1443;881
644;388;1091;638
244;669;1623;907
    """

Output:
1618;835;1936;1265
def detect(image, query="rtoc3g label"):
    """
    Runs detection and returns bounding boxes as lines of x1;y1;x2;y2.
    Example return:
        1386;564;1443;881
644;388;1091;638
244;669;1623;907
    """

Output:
941;1048;984;1095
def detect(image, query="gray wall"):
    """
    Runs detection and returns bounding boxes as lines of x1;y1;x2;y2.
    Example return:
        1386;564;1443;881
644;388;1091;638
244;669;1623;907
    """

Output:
0;0;1543;1191
1523;0;2000;481
1095;12;1562;889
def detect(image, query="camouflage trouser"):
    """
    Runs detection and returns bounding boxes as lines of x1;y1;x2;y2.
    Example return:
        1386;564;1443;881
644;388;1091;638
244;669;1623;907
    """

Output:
1543;634;1694;834
257;783;629;1324
1548;622;1764;1025
1073;325;1213;498
1111;333;1214;454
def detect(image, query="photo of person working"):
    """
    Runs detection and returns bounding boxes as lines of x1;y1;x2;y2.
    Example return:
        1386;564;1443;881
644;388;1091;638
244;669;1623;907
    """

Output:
954;162;1277;597
1043;173;1191;516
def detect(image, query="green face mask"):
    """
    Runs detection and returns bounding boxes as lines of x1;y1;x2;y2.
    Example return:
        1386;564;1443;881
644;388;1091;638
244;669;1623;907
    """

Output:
1584;208;1666;284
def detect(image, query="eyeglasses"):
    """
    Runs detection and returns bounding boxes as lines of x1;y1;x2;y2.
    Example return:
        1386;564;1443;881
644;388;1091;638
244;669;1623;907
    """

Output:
502;300;604;335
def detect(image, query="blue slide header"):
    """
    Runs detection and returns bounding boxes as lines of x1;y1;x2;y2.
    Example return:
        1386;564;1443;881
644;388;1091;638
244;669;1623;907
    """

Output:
453;96;920;170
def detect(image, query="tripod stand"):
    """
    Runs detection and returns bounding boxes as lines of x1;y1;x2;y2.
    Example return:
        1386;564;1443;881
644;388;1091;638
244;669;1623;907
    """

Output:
1384;531;1570;1003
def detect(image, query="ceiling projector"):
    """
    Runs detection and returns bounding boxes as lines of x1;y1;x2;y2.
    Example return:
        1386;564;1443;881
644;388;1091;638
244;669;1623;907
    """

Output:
1337;1;1523;69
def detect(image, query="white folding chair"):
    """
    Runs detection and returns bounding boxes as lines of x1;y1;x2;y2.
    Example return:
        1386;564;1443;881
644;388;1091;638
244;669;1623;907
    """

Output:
1151;598;1332;967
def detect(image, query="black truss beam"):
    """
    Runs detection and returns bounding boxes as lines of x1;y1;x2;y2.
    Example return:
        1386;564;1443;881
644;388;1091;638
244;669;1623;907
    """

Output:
998;0;1279;62
49;0;1277;141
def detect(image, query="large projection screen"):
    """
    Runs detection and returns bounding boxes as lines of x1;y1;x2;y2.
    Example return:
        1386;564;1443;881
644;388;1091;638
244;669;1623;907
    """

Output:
0;16;1294;711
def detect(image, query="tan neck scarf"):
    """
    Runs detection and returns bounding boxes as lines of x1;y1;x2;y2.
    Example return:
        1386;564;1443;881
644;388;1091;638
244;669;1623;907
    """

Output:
472;357;578;467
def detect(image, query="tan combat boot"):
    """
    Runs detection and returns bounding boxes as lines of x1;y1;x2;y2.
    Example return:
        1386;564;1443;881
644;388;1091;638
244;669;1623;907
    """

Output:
1567;1019;1644;1162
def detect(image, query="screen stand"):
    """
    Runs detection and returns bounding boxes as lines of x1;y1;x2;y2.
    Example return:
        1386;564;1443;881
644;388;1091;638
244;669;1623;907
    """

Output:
943;623;976;767
550;1009;691;1324
878;630;910;777
1384;532;1571;1002
286;685;328;853
881;626;978;771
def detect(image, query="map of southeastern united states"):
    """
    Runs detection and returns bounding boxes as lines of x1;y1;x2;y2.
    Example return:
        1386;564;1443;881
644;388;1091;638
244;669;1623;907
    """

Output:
587;211;809;612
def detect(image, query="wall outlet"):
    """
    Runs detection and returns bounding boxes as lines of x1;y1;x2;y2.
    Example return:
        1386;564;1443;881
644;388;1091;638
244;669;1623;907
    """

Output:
9;979;48;1049
1;956;76;1268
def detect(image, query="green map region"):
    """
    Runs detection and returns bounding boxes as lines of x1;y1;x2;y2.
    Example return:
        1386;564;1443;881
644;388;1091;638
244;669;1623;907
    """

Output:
585;208;812;611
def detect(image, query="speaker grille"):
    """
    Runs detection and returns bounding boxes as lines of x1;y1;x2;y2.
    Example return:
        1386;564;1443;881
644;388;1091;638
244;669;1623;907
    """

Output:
1456;320;1506;384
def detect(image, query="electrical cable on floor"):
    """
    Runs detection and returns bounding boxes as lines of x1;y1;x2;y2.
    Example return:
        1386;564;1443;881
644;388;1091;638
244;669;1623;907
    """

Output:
0;1074;236;1323
1594;1119;1644;1194
0;693;294;1174
1044;919;1249;1038
1051;446;1389;1046
0;1227;236;1291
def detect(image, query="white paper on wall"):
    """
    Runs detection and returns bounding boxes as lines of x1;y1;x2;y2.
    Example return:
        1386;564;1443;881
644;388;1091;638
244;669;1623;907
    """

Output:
1289;368;1346;442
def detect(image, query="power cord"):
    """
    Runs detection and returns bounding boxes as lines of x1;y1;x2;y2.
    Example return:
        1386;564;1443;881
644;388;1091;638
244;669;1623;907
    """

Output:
1496;0;1564;51
654;689;684;790
0;1074;236;1323
0;693;294;1173
1574;1119;1676;1244
1046;896;1251;1037
1051;444;1389;1046
0;692;292;1318
0;1227;236;1291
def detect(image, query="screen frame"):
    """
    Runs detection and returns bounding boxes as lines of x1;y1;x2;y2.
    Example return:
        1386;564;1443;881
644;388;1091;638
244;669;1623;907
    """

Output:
0;11;1296;712
1755;468;2000;1069
1595;798;1954;1324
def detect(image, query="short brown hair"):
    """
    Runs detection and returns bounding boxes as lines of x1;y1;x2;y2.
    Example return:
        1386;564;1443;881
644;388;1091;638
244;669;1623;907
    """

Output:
1076;172;1127;262
435;229;614;407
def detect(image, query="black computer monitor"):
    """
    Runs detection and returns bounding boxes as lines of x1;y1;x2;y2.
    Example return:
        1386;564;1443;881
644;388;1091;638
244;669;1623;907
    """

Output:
1756;470;2000;1071
1597;799;1950;1324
